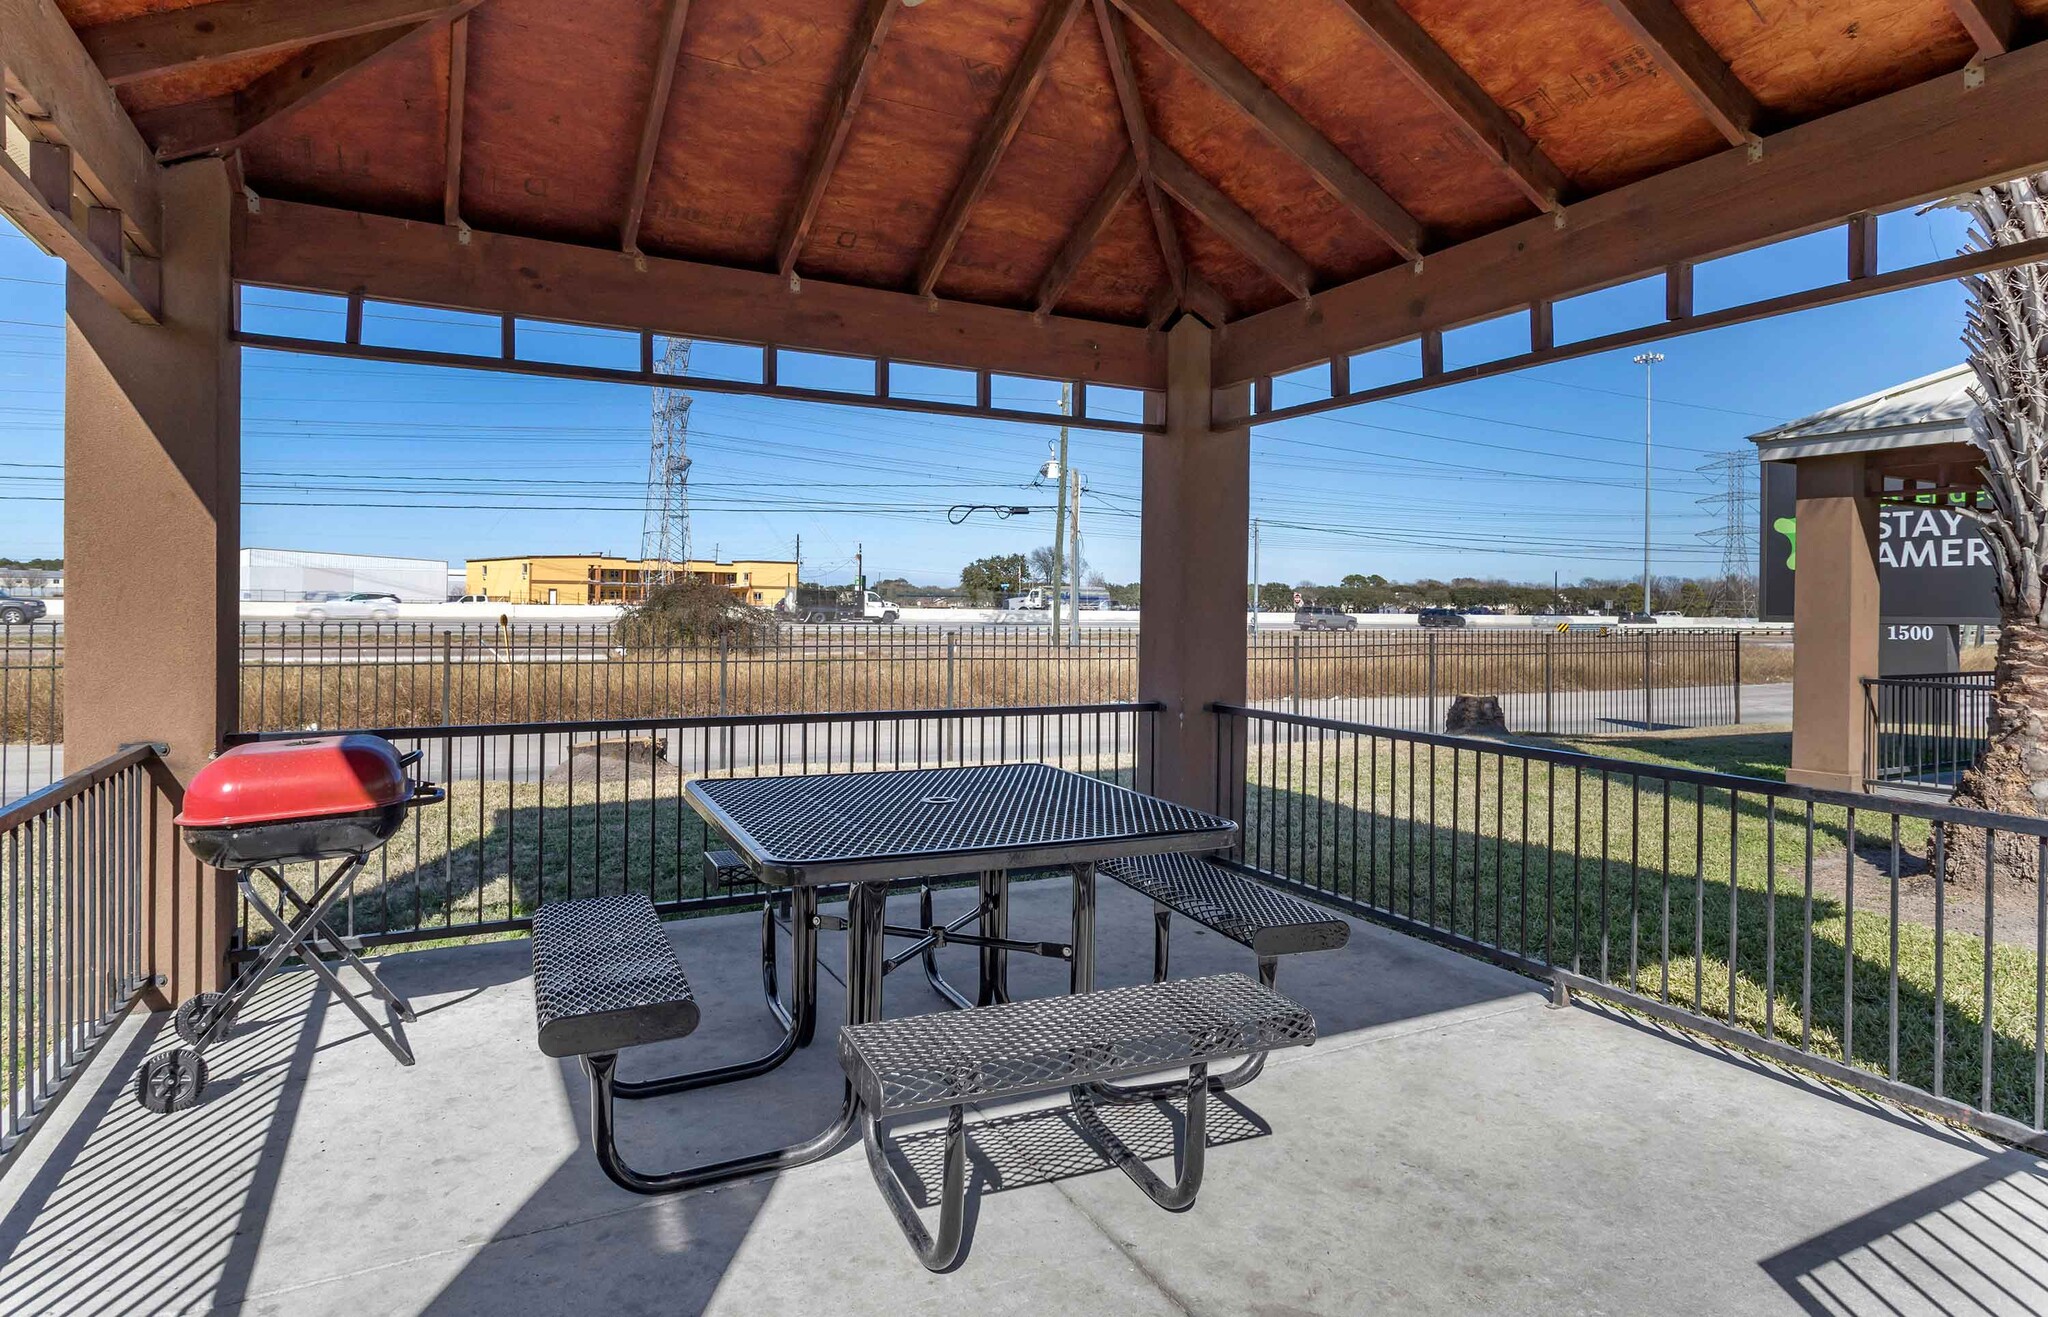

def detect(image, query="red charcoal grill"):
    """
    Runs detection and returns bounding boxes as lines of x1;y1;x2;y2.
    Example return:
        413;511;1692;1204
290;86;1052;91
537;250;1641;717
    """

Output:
137;735;444;1114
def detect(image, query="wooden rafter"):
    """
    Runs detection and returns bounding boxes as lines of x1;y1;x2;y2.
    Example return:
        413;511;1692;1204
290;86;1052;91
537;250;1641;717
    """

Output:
1596;0;1763;146
78;0;465;87
133;10;472;161
1150;141;1311;299
1034;149;1138;314
1218;36;2048;384
775;0;898;279
1092;0;1187;313
442;14;467;226
1944;0;2016;56
914;0;1086;298
621;0;693;252
0;130;158;321
1329;0;1567;212
1180;270;1229;327
1109;0;1424;261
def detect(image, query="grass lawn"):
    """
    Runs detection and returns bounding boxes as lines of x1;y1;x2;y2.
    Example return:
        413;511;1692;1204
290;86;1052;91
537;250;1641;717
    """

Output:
1234;726;2046;1128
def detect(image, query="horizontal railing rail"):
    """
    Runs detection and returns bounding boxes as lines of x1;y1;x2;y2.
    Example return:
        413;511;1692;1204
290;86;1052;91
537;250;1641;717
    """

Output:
221;702;1160;954
1;741;168;1177
1864;672;1991;791
1213;702;2048;1153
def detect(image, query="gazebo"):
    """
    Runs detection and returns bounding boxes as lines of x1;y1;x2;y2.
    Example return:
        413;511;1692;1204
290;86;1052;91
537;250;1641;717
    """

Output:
7;1;2048;1306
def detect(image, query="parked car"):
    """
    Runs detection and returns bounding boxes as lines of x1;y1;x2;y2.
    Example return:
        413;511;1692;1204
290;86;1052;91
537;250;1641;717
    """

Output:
448;593;491;604
1417;608;1466;628
0;594;47;625
1618;611;1657;624
1293;605;1356;631
295;595;399;622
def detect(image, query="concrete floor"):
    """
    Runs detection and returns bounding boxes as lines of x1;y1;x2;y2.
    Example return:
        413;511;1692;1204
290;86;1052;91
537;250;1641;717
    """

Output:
0;877;2040;1316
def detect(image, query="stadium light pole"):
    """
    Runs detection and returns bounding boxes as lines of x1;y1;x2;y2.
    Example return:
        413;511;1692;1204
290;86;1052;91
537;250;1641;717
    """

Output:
1633;351;1664;615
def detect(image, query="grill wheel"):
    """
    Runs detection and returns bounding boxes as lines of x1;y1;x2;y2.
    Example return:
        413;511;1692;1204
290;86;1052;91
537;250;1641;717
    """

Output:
135;1048;208;1114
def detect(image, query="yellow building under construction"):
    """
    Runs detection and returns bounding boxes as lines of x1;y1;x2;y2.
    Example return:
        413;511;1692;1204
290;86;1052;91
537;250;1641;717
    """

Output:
463;555;798;607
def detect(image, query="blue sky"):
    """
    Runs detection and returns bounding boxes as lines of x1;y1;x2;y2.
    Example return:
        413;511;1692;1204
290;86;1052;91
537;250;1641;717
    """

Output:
0;204;1978;589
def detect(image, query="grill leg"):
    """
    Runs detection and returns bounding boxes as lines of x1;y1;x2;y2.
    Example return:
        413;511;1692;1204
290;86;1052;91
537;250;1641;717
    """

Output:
1070;1064;1208;1211
862;1105;967;1272
617;886;818;1100
240;873;415;1065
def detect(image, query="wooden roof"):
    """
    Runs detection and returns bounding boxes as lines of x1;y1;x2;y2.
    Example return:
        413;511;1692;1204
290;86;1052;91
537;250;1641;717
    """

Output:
47;0;2028;333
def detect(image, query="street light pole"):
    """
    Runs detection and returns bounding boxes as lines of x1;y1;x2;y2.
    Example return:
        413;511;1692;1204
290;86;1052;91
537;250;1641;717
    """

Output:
1633;351;1663;615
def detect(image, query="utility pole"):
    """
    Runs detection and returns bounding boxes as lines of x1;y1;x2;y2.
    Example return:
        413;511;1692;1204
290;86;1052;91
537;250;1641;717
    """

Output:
794;534;801;584
1068;464;1083;648
1633;351;1664;615
1249;517;1261;634
856;543;864;592
1049;385;1071;646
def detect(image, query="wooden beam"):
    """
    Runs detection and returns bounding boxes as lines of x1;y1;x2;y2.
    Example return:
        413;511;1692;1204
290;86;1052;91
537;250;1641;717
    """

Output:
441;14;466;226
135;14;465;160
1035;149;1138;315
1109;0;1424;260
234;199;1165;388
1092;0;1184;299
1945;0;2016;56
1529;299;1553;351
0;0;163;255
1251;233;2048;427
1181;269;1230;327
79;0;465;87
1665;261;1692;319
1150;140;1312;300
1419;327;1443;376
775;0;898;279
1329;0;1567;211
0;131;158;321
1217;38;2048;385
621;0;692;251
1848;211;1878;280
914;0;1085;297
1596;0;1763;146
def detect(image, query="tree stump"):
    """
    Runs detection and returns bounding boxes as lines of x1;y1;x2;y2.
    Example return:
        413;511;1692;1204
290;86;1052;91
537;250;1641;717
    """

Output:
1445;694;1507;736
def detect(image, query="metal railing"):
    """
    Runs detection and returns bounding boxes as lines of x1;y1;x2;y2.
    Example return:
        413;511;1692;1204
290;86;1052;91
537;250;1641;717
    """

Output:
1;742;169;1173
1865;672;1992;790
0;623;61;806
1249;627;1746;732
1213;703;2048;1151
222;702;1157;951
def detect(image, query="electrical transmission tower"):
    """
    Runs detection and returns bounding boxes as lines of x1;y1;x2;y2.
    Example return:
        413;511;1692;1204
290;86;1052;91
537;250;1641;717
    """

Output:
640;336;694;588
1695;450;1756;616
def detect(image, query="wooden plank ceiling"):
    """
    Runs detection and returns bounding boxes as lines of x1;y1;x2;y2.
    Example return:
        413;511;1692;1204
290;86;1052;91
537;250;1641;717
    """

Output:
47;0;2023;330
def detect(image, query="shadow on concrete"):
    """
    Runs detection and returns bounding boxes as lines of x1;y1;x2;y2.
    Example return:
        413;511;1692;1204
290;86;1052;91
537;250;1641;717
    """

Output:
1759;1148;2048;1315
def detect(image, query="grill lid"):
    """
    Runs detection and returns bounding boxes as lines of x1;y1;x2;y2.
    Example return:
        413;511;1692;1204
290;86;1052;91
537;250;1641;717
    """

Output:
176;735;413;830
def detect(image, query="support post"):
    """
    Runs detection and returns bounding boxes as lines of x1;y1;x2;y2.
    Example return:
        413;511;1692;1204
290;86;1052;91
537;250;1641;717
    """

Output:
1139;318;1249;810
1788;454;1879;792
63;159;241;1003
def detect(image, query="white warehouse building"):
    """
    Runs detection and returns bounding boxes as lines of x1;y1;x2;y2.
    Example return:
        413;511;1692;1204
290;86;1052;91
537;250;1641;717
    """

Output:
239;548;451;602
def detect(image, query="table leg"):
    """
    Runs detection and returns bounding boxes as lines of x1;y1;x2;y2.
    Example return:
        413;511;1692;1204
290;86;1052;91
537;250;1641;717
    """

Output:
585;881;884;1196
1070;861;1096;995
978;869;1009;1006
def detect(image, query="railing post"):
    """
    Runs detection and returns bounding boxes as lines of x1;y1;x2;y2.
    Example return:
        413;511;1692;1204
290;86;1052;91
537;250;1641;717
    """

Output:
1732;633;1742;725
1427;630;1438;717
1545;632;1555;734
1642;632;1653;731
440;631;453;726
719;636;730;717
1291;630;1302;714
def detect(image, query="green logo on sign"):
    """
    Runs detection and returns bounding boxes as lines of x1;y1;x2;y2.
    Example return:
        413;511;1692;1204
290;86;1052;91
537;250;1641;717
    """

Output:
1773;517;1796;570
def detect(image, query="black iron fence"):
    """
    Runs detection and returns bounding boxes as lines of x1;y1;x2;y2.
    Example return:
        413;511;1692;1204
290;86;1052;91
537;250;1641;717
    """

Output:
1213;703;2048;1151
1865;672;1992;790
0;743;168;1174
1248;627;1748;732
0;624;61;806
221;702;1156;951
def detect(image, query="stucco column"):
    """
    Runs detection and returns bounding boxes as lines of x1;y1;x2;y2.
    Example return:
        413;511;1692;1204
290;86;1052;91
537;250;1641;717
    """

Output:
1139;317;1249;811
64;158;240;1000
1788;453;1878;792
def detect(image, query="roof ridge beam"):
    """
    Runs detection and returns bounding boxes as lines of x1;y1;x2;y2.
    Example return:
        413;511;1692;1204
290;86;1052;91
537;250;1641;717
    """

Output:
1091;0;1187;313
1329;0;1567;212
775;0;900;279
621;0;693;251
913;0;1087;298
1108;0;1424;261
1596;0;1763;146
79;0;465;87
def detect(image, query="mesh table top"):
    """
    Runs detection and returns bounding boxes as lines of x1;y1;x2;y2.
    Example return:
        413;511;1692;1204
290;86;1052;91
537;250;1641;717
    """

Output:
685;763;1236;886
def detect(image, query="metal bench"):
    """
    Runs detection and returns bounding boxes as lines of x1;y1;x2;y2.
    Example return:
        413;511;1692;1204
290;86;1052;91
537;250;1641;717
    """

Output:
533;893;846;1196
840;972;1316;1271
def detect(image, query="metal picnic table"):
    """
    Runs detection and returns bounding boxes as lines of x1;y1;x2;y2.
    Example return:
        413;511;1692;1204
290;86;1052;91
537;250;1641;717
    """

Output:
629;760;1237;1192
